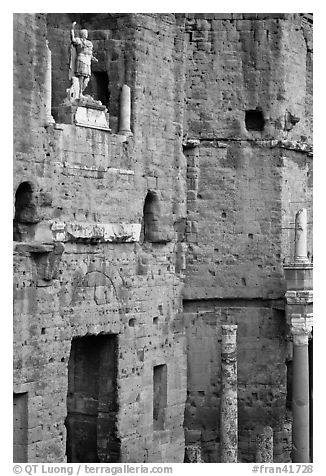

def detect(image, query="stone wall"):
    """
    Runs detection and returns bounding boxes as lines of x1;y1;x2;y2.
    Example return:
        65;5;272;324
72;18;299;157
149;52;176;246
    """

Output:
13;13;187;463
182;13;312;462
13;13;312;464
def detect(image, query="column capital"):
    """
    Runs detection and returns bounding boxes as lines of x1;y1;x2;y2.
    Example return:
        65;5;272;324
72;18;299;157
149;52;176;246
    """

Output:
290;314;313;345
221;324;237;346
221;324;238;334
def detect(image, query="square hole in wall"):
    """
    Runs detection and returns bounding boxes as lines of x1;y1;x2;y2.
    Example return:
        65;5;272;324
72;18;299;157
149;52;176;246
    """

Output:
245;109;265;131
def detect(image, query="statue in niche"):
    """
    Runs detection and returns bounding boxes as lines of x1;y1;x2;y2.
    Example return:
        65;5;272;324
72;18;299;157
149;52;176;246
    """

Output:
60;22;110;130
67;22;98;100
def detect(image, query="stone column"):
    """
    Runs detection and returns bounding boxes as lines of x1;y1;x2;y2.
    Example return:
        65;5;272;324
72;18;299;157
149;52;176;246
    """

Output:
118;84;132;135
255;426;273;463
294;209;309;264
220;324;238;463
291;320;312;462
45;40;55;125
284;208;313;463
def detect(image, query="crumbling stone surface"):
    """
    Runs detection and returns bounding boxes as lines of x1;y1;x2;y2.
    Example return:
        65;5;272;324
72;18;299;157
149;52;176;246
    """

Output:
13;12;312;463
255;426;273;463
220;325;238;463
184;445;203;462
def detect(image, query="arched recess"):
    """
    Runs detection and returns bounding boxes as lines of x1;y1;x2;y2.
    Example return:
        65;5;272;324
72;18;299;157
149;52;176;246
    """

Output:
70;258;126;308
13;181;39;241
142;190;173;244
143;191;161;242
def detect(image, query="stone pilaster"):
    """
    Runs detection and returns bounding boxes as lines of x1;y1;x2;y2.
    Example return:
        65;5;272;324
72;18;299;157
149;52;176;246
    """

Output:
220;324;238;463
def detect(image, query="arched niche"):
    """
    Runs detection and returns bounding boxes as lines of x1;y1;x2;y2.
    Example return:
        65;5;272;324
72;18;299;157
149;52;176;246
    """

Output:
70;258;126;308
142;190;173;244
143;191;161;242
13;182;39;242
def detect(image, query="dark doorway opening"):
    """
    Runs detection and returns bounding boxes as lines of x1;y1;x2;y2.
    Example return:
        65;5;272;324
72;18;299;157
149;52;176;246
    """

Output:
65;334;120;463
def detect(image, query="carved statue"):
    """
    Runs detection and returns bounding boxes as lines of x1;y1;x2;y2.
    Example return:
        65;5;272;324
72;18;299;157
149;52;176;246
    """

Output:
68;22;98;99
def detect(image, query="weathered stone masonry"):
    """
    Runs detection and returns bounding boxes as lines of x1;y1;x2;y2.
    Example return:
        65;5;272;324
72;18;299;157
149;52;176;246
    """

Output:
13;13;312;463
182;13;312;463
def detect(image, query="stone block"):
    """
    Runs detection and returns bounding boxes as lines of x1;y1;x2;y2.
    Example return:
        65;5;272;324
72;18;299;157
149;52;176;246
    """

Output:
48;221;142;243
283;265;313;291
57;102;110;132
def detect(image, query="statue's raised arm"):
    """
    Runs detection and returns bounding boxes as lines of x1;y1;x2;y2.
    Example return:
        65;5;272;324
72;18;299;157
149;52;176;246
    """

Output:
68;22;78;82
71;21;77;43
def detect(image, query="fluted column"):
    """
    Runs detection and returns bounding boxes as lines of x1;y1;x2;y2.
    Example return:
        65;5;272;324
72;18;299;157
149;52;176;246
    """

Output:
220;324;238;463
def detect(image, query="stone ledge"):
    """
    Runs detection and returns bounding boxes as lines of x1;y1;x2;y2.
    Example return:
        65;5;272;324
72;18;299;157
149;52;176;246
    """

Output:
187;138;313;155
55;162;135;176
49;221;141;243
272;140;313;156
285;290;313;304
14;242;55;254
182;139;200;149
15;221;142;244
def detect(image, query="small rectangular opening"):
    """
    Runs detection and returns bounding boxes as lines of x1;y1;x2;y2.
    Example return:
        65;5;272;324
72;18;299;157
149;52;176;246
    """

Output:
153;364;167;430
245;109;265;131
13;392;28;462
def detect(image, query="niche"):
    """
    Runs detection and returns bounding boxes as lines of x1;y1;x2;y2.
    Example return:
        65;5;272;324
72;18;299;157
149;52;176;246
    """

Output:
143;191;160;242
245;109;265;131
142;191;172;243
13;392;28;462
65;334;120;463
153;364;167;430
90;71;109;107
13;182;38;241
